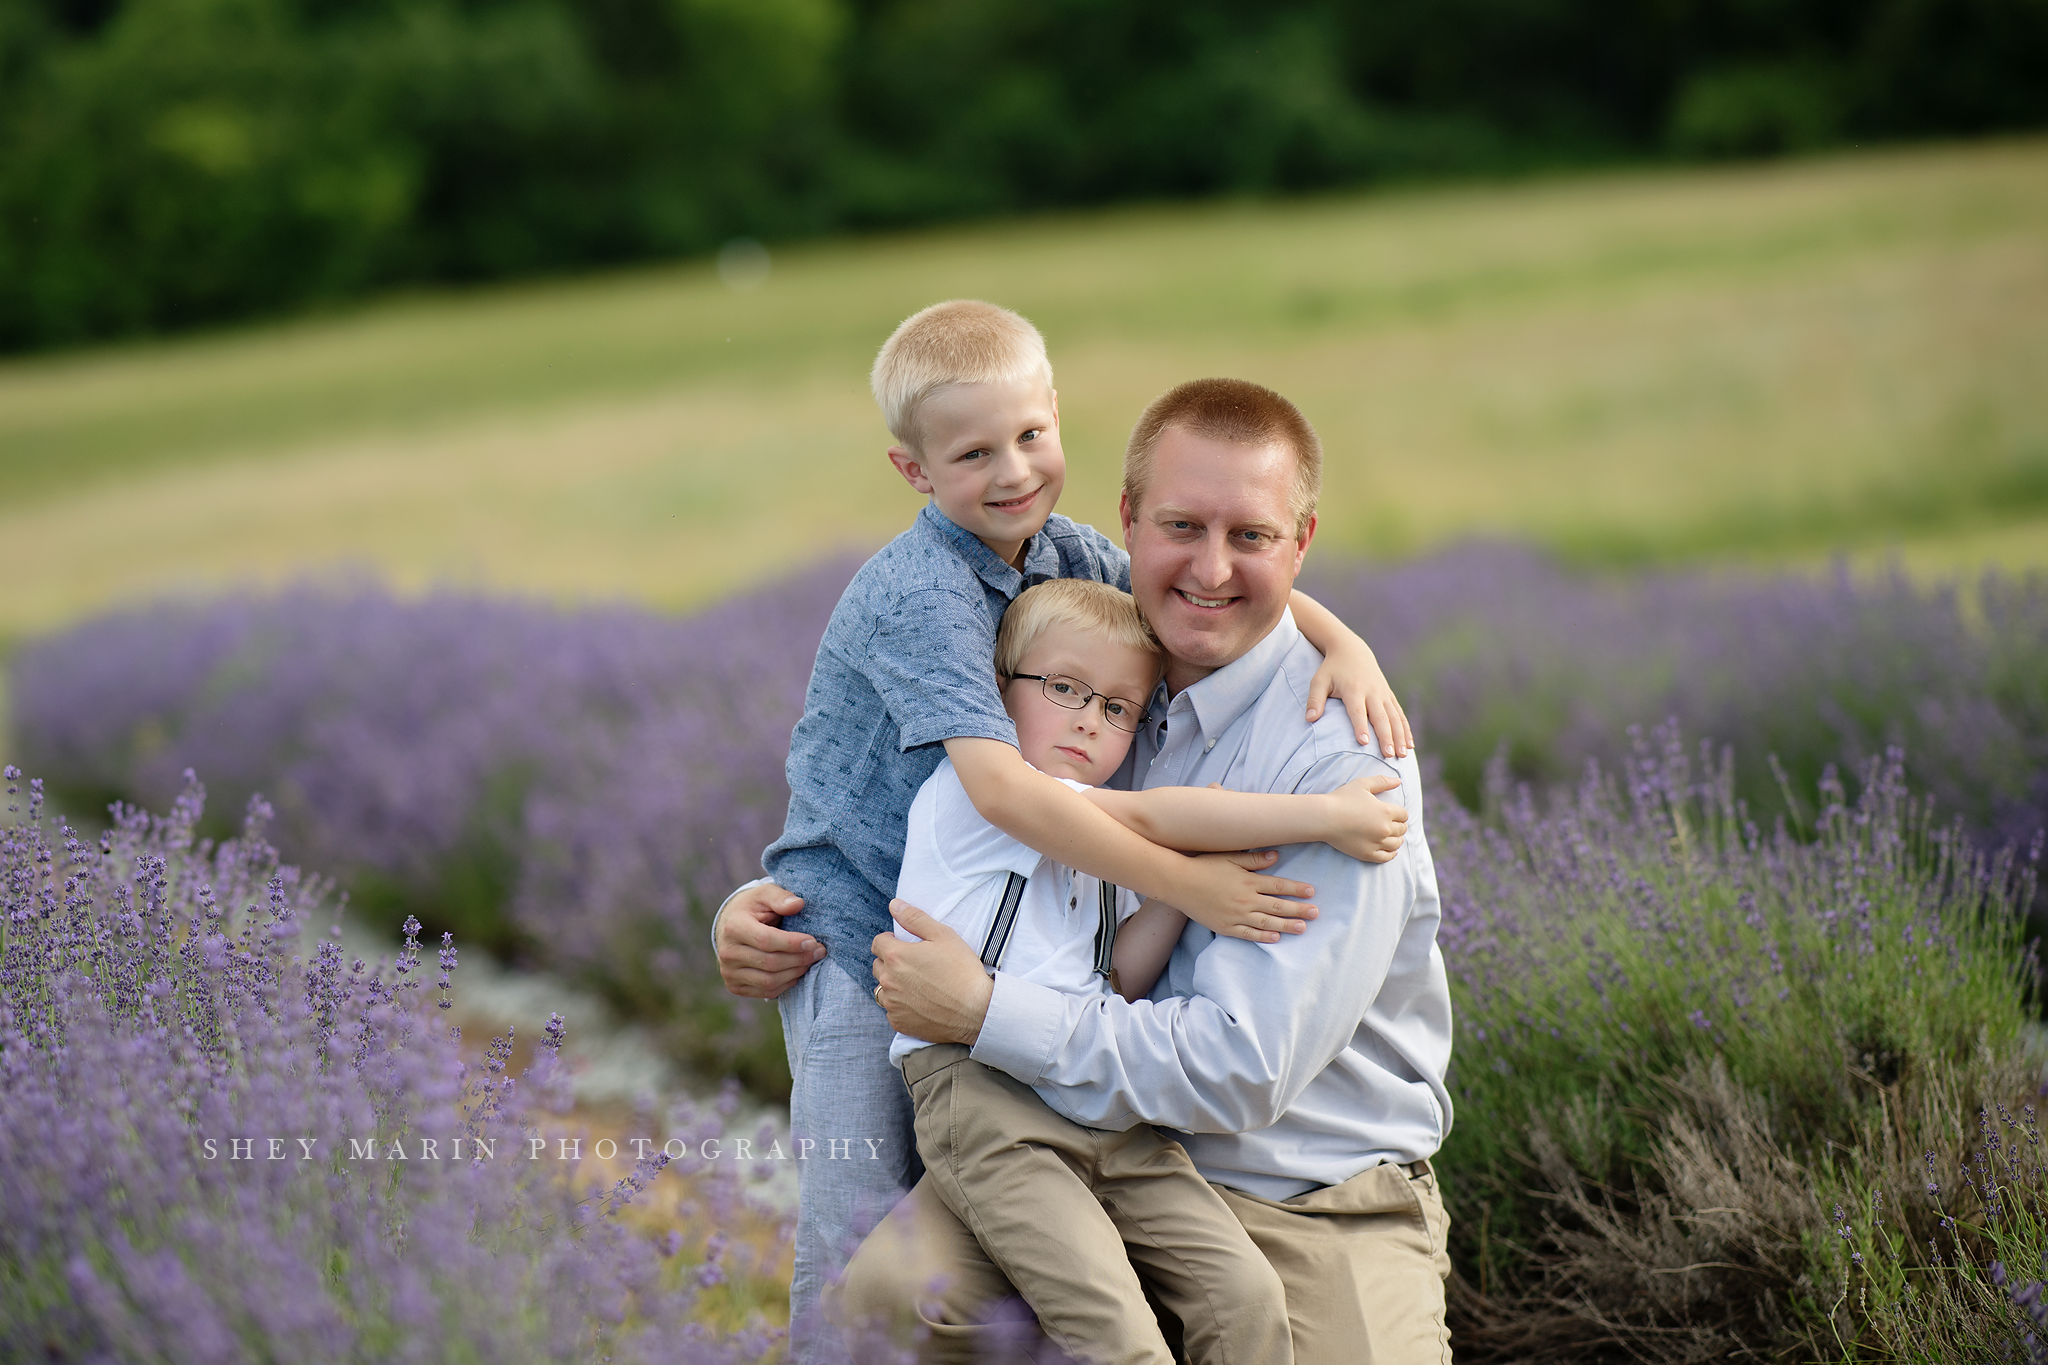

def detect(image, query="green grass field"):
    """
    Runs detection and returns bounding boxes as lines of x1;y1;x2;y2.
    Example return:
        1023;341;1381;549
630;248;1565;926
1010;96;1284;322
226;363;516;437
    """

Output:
2;136;2045;654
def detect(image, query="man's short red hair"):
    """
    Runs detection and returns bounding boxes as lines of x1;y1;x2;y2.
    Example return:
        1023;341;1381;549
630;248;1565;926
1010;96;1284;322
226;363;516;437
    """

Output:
1122;378;1322;535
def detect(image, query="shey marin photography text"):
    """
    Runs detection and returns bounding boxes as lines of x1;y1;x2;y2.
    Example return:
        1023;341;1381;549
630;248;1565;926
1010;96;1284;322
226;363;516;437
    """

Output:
198;1133;892;1163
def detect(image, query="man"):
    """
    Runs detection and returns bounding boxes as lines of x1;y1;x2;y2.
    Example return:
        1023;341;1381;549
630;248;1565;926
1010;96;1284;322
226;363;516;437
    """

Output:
849;377;1456;1362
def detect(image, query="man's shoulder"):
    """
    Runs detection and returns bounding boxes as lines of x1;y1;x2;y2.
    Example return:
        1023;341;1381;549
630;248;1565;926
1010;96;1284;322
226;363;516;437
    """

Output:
1261;634;1400;787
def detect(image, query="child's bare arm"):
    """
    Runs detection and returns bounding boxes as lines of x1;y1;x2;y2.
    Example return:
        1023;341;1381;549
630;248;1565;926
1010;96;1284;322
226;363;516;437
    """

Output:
1289;591;1413;759
1110;901;1188;1002
1083;773;1408;864
945;737;1315;943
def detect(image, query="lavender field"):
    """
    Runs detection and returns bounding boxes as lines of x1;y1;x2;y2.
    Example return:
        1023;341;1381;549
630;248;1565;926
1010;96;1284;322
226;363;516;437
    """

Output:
0;772;815;1362
7;545;2048;1357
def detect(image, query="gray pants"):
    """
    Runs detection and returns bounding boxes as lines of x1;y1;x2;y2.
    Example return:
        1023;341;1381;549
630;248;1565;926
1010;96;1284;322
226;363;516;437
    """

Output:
779;957;920;1363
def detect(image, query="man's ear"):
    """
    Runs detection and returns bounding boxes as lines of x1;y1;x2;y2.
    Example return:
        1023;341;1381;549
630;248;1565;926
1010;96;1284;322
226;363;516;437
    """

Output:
888;445;934;496
1119;489;1137;543
1291;513;1317;576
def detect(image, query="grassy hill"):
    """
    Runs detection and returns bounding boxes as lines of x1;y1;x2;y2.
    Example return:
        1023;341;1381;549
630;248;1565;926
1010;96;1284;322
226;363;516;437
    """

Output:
1;136;2044;651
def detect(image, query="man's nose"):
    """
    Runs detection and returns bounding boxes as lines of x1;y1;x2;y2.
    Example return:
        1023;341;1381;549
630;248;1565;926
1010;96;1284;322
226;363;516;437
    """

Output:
1190;532;1232;589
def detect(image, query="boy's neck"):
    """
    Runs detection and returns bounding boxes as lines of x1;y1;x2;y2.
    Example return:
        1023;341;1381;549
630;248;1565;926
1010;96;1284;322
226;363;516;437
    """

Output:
976;532;1029;568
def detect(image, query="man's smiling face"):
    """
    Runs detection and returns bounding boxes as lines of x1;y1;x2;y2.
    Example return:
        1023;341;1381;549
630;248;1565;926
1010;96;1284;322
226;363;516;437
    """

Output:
1121;426;1314;692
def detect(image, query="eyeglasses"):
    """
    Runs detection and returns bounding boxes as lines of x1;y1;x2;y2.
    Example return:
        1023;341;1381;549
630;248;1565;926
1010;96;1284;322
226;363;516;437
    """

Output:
1008;673;1151;734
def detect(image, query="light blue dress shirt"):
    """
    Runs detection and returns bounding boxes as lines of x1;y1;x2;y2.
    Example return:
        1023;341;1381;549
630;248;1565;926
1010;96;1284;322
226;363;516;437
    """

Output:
970;609;1455;1201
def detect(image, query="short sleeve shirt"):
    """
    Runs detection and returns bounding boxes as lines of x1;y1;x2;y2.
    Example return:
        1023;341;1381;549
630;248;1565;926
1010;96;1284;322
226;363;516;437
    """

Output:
763;504;1130;990
889;758;1142;1067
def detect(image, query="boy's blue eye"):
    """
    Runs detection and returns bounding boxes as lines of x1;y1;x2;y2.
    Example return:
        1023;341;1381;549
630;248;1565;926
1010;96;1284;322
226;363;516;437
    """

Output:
1050;681;1078;696
1104;700;1130;718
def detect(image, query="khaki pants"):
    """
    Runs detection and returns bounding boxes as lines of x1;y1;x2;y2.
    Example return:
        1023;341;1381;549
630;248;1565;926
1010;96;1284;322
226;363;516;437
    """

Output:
839;1055;1452;1365
886;1044;1291;1365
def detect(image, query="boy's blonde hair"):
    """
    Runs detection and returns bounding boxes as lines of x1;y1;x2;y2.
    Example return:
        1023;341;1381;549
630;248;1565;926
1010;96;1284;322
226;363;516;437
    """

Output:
871;300;1053;449
994;579;1163;681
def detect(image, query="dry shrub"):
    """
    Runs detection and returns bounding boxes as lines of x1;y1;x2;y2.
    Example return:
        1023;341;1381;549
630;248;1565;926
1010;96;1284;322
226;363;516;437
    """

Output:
1454;1043;2043;1363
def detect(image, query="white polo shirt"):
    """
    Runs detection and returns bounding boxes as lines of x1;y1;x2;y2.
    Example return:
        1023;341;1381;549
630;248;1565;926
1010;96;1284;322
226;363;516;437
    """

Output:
890;758;1142;1068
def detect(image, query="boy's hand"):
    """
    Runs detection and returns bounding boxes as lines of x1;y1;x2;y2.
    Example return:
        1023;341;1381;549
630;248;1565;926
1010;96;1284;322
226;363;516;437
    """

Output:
1323;772;1408;864
1306;638;1413;759
715;883;825;999
1175;849;1318;944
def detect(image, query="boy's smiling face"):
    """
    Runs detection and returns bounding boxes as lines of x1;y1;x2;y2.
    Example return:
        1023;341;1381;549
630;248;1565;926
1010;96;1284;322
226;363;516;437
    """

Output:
1000;621;1162;786
888;376;1064;567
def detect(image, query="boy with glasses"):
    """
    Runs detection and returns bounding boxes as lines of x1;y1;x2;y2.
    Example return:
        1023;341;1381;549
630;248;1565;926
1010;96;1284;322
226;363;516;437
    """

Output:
886;579;1405;1365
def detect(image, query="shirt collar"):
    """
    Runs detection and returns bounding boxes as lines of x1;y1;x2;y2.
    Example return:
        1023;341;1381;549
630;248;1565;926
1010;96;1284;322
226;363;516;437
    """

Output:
919;503;1058;598
1166;608;1301;742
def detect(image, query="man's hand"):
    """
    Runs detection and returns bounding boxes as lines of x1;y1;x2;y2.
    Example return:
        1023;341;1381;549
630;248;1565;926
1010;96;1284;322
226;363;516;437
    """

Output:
1173;848;1317;944
1305;637;1413;759
715;883;825;999
1322;772;1408;864
871;901;994;1046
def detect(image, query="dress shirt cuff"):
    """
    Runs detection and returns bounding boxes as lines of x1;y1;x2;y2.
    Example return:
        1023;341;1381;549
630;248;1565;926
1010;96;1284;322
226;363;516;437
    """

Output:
711;876;774;952
969;972;1067;1082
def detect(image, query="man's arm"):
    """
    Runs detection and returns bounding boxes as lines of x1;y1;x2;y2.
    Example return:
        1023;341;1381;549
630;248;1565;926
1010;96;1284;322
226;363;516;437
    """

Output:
946;737;1319;943
881;754;1413;1134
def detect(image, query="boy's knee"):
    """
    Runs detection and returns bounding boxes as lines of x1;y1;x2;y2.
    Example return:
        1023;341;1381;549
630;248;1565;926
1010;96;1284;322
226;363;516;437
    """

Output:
830;1202;929;1341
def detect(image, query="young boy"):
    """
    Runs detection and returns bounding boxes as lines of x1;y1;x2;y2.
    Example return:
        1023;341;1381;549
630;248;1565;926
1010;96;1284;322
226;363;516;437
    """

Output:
715;300;1413;1353
892;579;1406;1365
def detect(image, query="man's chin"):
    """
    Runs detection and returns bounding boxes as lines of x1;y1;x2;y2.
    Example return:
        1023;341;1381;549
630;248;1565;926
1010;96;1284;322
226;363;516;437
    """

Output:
1155;621;1246;671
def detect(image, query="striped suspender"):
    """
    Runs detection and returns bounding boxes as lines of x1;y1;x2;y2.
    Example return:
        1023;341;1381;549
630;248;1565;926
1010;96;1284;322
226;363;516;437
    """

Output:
977;873;1122;977
1093;880;1119;978
978;872;1029;972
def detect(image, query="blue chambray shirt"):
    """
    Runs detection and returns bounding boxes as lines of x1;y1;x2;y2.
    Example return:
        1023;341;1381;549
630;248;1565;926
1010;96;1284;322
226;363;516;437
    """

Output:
763;503;1130;991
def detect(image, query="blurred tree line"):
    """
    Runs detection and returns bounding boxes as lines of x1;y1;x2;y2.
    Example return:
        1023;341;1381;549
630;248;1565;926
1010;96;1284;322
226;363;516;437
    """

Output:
3;0;2045;351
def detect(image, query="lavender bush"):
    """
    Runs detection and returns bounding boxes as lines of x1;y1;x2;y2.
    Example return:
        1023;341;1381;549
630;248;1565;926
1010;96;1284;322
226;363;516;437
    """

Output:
10;562;854;1093
1435;725;2043;1360
0;766;799;1362
9;545;2046;1107
1302;545;2048;858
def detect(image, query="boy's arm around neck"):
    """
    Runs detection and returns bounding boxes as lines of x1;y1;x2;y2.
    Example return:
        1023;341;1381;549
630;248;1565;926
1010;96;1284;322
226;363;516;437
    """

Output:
1287;589;1414;759
941;737;1315;945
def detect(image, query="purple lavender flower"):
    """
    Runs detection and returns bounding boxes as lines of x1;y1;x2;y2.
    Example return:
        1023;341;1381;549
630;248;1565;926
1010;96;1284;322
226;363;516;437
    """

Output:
0;771;809;1362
